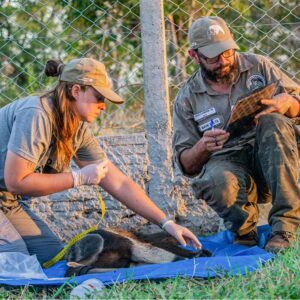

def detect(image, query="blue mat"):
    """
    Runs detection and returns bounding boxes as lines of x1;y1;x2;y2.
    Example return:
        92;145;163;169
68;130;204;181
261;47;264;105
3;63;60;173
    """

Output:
0;225;274;286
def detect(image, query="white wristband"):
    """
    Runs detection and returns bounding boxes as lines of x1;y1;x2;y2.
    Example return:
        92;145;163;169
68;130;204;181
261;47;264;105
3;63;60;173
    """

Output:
159;217;175;230
162;220;175;230
72;170;83;187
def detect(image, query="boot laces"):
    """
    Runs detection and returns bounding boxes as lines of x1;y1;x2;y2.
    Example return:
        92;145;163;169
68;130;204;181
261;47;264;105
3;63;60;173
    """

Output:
273;231;294;242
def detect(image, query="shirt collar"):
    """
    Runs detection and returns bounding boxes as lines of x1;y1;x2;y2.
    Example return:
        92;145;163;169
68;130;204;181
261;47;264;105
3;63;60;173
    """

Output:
236;52;253;73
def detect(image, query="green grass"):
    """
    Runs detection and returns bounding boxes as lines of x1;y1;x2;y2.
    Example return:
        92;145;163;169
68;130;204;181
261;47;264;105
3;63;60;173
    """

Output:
0;236;299;300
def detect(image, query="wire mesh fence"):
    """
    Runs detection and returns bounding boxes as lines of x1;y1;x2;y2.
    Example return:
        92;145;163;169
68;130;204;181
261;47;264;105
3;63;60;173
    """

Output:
165;0;300;107
0;0;299;134
0;0;144;135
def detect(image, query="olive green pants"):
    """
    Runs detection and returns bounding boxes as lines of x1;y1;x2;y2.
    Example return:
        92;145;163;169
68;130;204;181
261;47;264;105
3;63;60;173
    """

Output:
0;192;63;264
192;113;300;235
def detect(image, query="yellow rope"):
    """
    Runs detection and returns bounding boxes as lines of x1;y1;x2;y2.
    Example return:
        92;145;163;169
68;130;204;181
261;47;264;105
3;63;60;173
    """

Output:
43;189;106;269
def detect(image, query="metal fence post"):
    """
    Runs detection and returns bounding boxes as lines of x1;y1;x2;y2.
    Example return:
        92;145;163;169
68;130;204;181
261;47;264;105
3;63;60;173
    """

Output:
140;0;174;209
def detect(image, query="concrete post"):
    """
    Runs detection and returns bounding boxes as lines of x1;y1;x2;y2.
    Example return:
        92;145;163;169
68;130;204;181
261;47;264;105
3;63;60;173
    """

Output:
140;0;174;210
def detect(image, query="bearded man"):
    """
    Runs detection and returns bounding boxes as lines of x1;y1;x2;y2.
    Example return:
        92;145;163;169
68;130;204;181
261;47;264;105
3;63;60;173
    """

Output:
172;16;300;253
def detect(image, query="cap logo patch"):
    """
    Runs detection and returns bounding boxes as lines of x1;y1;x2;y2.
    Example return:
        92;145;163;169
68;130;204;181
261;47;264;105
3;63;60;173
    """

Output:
82;77;94;84
207;25;225;40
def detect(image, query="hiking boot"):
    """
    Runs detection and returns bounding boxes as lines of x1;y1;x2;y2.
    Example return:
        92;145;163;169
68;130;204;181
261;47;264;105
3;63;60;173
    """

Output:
264;231;295;253
234;229;259;246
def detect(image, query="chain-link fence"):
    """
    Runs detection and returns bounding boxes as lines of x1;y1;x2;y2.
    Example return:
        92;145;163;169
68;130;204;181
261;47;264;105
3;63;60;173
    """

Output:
1;0;299;134
166;0;299;105
0;0;144;135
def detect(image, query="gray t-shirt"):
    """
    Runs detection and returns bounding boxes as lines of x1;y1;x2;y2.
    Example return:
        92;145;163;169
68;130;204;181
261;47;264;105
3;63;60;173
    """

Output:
0;96;105;190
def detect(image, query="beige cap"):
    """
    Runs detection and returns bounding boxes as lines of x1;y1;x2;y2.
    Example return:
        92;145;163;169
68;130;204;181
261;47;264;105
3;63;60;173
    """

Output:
60;58;124;104
189;16;239;58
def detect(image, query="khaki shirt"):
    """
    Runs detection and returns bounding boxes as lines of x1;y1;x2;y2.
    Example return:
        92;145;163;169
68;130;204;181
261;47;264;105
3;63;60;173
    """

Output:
172;52;300;175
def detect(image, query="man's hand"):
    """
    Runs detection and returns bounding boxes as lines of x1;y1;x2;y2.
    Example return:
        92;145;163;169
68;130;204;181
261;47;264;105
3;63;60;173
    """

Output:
202;128;230;152
256;93;300;119
180;128;230;175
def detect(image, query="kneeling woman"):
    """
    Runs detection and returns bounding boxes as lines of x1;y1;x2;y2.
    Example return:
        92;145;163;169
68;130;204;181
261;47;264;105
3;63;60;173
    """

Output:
0;57;201;264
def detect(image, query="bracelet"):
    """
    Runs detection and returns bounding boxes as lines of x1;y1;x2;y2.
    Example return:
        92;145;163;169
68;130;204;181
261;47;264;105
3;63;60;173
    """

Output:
71;170;79;187
159;217;174;230
162;220;174;230
71;170;84;187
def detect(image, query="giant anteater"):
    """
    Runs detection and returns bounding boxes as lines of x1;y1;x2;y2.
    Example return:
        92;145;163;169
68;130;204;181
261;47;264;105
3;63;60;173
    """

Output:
65;228;211;276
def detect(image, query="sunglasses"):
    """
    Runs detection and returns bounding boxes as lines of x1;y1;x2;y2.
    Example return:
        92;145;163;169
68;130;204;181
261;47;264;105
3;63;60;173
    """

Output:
197;49;235;64
92;88;106;103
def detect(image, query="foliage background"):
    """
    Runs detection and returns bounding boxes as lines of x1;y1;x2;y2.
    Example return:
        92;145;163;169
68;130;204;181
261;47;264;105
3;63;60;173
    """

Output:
0;0;299;133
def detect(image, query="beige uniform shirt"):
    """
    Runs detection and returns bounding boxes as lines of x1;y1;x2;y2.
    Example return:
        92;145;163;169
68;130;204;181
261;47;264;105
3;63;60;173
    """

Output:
172;52;300;175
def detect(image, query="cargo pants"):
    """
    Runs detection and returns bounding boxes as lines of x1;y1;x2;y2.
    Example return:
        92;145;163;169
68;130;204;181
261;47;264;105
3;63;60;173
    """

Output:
0;191;63;264
192;113;300;235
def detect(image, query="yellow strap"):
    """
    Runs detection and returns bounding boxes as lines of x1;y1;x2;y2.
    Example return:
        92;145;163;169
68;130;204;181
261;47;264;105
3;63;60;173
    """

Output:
43;189;106;269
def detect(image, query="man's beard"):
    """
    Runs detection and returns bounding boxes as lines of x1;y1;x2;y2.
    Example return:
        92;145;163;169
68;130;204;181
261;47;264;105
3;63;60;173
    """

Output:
199;58;237;85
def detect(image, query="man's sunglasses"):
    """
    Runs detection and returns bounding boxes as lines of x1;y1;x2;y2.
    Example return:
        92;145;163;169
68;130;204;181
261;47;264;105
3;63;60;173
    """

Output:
197;49;235;64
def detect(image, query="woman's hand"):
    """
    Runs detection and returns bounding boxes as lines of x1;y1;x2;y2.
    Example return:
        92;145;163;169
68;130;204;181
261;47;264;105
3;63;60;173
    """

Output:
72;159;108;187
163;221;202;249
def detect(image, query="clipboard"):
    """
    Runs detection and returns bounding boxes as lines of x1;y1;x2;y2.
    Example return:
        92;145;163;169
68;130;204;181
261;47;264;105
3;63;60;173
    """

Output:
224;81;279;141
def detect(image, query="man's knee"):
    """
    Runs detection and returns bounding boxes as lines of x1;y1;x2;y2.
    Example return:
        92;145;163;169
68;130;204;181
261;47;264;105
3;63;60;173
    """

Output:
258;113;288;127
256;113;298;160
193;169;240;209
257;113;294;137
256;113;298;152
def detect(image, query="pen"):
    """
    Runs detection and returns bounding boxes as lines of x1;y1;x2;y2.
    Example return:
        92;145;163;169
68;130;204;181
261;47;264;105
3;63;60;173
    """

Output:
210;119;214;131
210;119;218;146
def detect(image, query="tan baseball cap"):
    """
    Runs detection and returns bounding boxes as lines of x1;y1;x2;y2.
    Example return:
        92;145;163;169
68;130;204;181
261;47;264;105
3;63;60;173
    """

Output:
59;58;124;104
189;16;239;58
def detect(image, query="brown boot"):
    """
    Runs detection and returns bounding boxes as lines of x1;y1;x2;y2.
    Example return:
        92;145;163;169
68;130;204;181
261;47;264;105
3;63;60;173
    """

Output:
234;229;259;246
264;231;295;253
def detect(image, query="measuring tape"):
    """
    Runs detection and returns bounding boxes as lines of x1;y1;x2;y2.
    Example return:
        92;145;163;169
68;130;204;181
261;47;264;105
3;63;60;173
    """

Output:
43;189;106;268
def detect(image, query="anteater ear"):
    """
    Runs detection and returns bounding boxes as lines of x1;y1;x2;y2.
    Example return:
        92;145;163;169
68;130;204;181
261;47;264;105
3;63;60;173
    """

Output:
66;233;104;264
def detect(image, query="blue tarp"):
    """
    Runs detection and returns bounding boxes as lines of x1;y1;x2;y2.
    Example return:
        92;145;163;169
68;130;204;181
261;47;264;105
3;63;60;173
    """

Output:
0;225;274;286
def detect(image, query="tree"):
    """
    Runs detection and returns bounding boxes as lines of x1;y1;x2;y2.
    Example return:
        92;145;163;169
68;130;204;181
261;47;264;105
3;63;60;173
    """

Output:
0;0;298;129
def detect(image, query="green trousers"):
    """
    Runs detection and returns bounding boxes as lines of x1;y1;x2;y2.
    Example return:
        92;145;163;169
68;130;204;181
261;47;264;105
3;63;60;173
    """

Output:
192;113;300;235
0;191;63;264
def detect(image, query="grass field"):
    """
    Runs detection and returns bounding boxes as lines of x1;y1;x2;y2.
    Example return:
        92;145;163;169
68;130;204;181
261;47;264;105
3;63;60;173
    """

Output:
0;234;299;300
